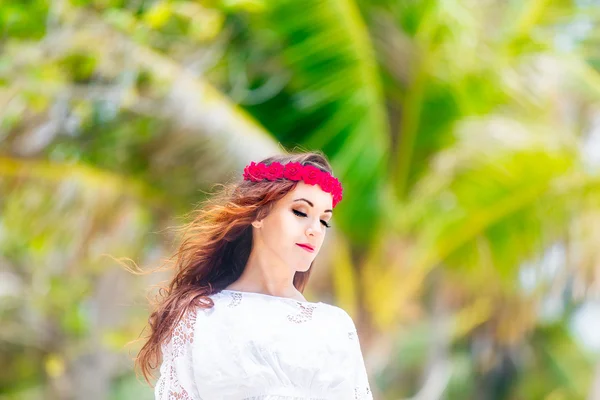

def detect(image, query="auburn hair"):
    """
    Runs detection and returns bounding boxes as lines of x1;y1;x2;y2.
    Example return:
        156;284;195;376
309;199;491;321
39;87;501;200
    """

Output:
135;151;335;384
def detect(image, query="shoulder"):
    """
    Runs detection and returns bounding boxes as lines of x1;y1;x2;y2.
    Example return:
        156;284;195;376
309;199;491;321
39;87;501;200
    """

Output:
317;302;357;327
173;296;220;331
173;305;203;333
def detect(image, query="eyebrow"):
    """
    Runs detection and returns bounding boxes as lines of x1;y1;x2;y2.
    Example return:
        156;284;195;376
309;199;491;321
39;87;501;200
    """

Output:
293;198;333;214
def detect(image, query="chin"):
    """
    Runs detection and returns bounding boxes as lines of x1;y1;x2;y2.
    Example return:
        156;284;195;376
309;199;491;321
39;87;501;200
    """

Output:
296;263;312;273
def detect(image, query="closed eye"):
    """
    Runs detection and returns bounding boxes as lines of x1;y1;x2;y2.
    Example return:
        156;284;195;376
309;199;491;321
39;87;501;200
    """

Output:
292;209;331;228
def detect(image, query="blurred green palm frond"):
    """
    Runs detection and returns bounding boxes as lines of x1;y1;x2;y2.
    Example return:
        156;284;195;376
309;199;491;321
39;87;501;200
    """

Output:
0;10;283;207
400;117;600;289
0;156;169;210
244;0;391;243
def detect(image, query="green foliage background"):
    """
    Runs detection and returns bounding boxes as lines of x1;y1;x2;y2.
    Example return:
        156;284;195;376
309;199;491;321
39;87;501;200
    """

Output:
2;0;600;399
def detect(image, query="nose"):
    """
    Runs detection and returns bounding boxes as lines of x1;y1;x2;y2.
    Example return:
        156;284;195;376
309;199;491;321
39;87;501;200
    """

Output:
306;218;322;237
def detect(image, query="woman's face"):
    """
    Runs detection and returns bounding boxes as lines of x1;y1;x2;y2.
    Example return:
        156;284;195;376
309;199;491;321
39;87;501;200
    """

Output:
252;181;334;272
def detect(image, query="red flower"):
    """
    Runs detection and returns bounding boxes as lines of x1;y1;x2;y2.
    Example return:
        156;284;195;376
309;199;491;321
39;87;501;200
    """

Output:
244;162;268;181
318;174;334;193
243;160;344;208
265;162;284;181
302;165;322;185
331;181;343;206
243;162;256;180
283;162;303;181
254;163;267;180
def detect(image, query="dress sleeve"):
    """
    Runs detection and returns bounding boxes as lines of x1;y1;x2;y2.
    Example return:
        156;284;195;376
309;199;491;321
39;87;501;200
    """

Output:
342;310;373;400
155;308;202;400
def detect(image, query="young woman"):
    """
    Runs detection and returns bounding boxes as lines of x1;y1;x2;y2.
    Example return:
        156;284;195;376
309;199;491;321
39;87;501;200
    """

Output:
136;152;373;399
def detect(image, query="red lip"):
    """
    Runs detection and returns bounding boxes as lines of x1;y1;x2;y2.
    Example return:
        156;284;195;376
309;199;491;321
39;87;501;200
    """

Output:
296;243;315;252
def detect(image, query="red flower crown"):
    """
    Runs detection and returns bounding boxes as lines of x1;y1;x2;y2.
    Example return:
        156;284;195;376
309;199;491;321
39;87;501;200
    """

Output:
243;161;343;208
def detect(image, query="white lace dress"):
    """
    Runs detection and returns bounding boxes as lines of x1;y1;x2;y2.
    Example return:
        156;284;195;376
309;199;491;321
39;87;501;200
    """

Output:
155;289;373;400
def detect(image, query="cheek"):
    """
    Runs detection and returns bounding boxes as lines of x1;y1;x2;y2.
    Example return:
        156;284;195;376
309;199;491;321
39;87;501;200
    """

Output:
266;212;296;242
283;210;303;230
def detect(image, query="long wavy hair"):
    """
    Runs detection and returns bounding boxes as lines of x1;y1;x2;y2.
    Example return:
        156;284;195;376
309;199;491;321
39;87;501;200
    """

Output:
135;151;335;384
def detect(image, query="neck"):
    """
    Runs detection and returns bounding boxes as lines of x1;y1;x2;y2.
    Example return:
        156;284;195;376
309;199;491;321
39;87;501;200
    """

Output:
227;248;299;298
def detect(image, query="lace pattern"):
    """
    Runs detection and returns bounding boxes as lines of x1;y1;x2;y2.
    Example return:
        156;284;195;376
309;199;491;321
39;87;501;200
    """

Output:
287;302;316;324
167;363;194;400
172;310;197;357
243;396;326;400
156;308;200;400
155;291;373;400
228;291;243;307
355;387;372;399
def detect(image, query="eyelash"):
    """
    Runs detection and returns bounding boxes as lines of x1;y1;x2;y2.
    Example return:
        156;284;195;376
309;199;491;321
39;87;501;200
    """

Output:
292;209;331;228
